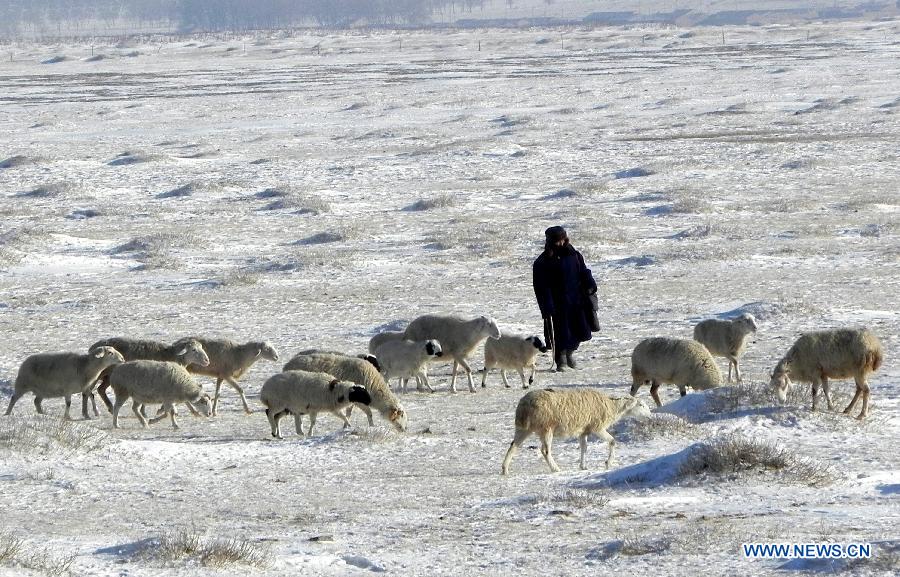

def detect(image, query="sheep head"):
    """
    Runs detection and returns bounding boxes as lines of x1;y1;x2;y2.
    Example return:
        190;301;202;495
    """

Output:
178;340;210;367
425;339;443;358
737;313;758;333
527;336;549;353
193;393;213;417
769;360;793;403
389;407;407;432
479;316;502;340
620;396;653;421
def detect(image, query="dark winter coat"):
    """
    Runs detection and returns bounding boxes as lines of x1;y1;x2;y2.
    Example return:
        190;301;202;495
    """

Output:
533;244;598;351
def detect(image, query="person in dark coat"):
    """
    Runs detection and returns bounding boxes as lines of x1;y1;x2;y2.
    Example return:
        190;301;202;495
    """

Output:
533;226;598;371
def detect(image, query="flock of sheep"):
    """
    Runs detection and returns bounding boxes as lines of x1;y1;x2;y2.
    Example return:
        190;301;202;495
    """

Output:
2;311;885;474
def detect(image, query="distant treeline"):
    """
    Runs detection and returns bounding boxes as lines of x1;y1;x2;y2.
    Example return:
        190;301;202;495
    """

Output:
0;0;500;36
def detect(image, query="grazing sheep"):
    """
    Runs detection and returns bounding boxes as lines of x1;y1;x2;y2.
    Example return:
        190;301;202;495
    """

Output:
367;331;405;355
770;328;883;419
501;388;651;475
629;337;723;407
109;361;212;429
260;370;372;438
282;352;407;432
173;337;279;415
295;349;381;372
402;314;502;393
481;335;549;389
86;337;208;414
5;346;125;420
693;313;758;382
373;339;443;393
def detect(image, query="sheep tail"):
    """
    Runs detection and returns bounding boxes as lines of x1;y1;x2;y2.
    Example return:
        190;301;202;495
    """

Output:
866;349;883;373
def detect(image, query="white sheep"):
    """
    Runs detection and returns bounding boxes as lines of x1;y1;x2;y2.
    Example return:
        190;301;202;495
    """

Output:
402;314;502;393
5;346;125;420
373;339;443;393
282;352;407;431
481;334;549;389
367;331;405;355
173;337;279;415
770;328;883;419
693;313;758;382
295;348;381;372
109;360;212;429
260;370;372;438
501;388;651;475
86;336;208;414
629;337;723;407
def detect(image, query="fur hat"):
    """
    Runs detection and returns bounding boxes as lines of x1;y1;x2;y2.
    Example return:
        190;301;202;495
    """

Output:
544;226;568;242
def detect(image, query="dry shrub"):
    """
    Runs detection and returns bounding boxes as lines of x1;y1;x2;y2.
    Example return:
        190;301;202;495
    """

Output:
0;415;110;454
678;433;835;487
147;530;272;569
0;533;74;576
615;413;700;442
111;231;202;270
405;194;457;211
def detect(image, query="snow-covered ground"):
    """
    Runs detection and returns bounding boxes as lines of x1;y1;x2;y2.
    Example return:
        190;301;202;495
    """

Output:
0;20;898;576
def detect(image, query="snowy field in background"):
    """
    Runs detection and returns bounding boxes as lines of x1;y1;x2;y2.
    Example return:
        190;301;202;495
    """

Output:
0;20;898;576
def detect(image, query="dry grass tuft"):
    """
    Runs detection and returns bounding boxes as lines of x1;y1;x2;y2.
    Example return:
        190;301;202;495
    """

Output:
0;533;75;575
147;530;272;569
0;415;110;454
678;433;835;487
404;194;458;211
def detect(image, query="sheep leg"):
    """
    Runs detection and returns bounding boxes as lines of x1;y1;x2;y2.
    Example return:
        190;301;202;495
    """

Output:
168;409;180;430
212;378;224;416
184;402;201;417
821;377;834;411
500;370;511;389
539;429;561;473
63;395;73;421
131;401;149;428
96;376;114;413
418;370;434;393
399;377;407;393
4;391;23;416
34;396;45;414
649;381;662;407
306;412;319;436
726;361;733;383
80;392;94;420
851;375;870;420
148;407;169;424
266;408;287;439
677;385;687;398
480;366;490;388
225;377;253;414
843;385;863;416
458;358;476;393
449;360;460;393
599;429;617;469
517;368;529;389
111;395;127;428
811;378;820;412
578;434;589;470
294;412;305;436
525;366;535;389
350;403;374;427
332;409;353;429
501;428;531;475
732;358;743;384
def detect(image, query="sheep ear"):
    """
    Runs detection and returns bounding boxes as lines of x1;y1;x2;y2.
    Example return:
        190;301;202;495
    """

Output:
254;348;262;358
176;347;188;356
93;348;105;358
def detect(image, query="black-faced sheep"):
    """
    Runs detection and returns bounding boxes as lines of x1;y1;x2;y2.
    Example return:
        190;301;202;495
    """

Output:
402;314;501;393
629;337;722;407
173;337;279;415
5;346;125;420
693;313;758;382
282;352;407;432
260;370;372;438
481;335;548;389
501;388;651;475
373;339;443;393
769;328;883;419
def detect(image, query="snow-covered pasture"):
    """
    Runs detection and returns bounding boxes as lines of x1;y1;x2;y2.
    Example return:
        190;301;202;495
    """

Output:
0;22;898;576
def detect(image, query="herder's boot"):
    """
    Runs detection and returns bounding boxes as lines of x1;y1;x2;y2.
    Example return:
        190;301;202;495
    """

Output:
554;348;567;372
565;350;577;370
